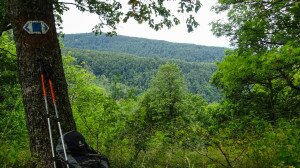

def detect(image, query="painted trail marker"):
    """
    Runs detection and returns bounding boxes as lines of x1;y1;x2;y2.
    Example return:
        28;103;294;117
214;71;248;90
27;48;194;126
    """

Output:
23;21;49;34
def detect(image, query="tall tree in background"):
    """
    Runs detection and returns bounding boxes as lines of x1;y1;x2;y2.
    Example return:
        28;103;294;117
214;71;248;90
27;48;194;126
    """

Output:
211;0;300;122
143;62;188;129
133;63;188;150
0;0;201;167
211;0;300;53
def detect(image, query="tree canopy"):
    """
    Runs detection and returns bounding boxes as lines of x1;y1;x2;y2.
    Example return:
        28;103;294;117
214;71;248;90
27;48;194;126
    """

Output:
0;0;202;37
211;0;300;53
52;0;201;35
212;43;300;121
65;48;221;102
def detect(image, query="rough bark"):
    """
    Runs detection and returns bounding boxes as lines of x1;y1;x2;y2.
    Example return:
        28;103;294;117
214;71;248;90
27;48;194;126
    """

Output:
8;0;76;167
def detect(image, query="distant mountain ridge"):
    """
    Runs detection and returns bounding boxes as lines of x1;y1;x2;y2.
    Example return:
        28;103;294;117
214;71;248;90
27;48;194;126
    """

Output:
62;33;226;62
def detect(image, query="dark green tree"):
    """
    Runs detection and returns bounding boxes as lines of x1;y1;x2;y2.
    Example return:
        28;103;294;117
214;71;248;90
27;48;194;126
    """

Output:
211;0;300;53
130;62;189;157
210;0;300;123
143;62;188;128
212;43;300;122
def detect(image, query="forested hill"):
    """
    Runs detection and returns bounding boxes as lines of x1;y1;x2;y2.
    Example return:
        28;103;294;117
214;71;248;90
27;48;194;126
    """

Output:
63;33;225;62
65;48;221;102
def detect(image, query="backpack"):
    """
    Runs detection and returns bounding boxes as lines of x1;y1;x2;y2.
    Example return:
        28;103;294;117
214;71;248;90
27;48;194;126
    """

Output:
56;131;110;168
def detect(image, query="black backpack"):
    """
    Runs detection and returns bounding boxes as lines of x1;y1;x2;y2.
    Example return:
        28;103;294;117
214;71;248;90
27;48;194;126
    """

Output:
56;131;110;168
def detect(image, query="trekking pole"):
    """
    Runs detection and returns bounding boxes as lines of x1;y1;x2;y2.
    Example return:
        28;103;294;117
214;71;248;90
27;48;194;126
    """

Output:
48;78;69;168
40;69;57;168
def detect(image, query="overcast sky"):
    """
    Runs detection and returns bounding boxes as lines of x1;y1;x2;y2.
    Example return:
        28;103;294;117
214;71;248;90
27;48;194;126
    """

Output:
61;0;230;47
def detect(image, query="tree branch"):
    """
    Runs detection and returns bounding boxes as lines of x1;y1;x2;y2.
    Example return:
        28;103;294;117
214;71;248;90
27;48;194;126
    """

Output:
0;47;16;56
56;1;96;13
214;141;233;168
195;148;229;168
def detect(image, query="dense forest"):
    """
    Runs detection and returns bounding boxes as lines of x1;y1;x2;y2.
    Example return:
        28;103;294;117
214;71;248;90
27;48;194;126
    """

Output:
62;33;226;62
1;0;300;167
64;48;221;102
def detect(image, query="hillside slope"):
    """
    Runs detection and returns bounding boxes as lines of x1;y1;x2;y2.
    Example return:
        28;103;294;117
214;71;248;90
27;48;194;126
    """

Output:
65;48;221;102
63;33;225;63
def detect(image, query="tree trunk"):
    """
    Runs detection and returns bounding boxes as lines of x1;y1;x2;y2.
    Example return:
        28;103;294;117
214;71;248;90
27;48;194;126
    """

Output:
8;0;76;167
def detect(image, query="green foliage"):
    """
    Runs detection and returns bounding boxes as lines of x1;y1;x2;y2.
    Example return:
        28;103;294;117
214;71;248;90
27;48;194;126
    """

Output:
248;119;300;167
61;32;300;167
63;33;225;62
64;55;118;151
207;1;300;167
0;33;32;167
183;93;208;124
200;118;300;167
2;0;300;166
212;43;300;122
63;55;136;166
66;48;221;102
1;42;300;167
0;0;7;21
133;147;210;168
211;0;300;53
0;32;17;87
0;86;32;168
142;63;188;128
207;1;300;166
126;63;208;160
0;0;11;36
